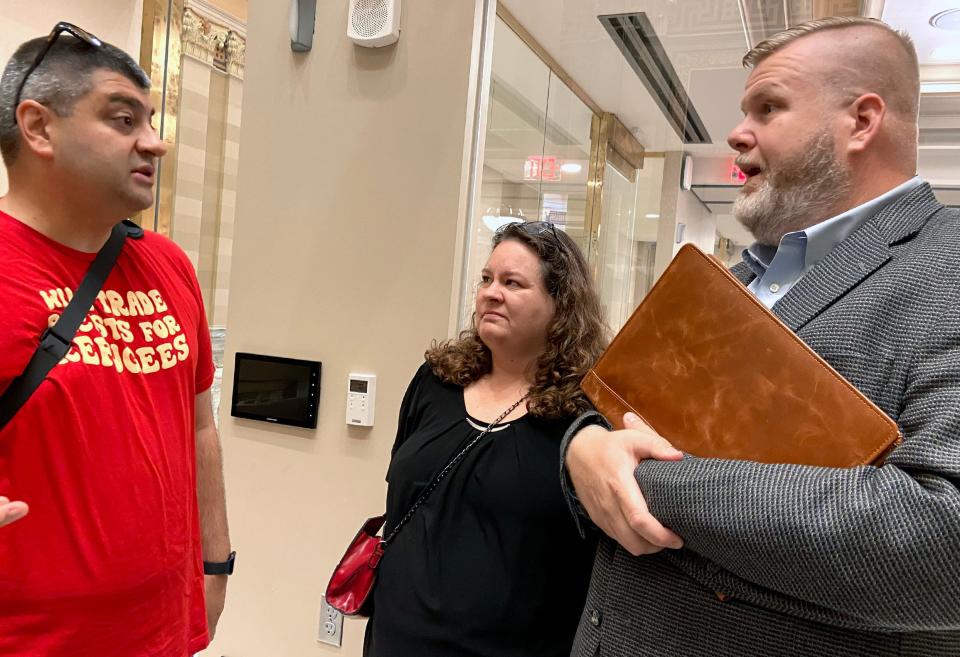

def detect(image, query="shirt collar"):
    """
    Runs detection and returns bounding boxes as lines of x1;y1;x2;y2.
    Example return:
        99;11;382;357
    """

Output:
741;175;923;276
742;242;774;278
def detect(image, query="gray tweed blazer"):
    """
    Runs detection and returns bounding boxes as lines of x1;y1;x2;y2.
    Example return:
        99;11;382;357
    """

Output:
561;183;960;656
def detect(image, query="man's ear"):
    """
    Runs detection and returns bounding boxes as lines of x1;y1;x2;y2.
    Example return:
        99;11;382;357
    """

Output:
15;100;57;161
844;93;885;155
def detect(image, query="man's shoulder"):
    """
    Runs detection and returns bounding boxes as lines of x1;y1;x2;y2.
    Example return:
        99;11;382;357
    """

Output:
887;183;958;242
918;203;960;243
137;227;190;256
128;228;197;274
0;213;48;260
898;203;960;271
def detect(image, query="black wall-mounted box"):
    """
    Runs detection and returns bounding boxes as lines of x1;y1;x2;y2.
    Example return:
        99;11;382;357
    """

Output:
231;352;321;429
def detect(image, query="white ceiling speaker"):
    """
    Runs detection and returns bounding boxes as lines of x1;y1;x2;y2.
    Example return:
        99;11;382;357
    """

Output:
347;0;401;48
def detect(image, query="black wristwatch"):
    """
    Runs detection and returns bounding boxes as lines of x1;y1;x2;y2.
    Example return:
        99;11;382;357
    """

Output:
203;550;236;576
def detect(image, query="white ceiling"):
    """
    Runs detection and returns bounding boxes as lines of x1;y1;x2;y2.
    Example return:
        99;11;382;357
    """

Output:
499;0;750;154
882;1;960;68
494;0;960;239
498;0;960;155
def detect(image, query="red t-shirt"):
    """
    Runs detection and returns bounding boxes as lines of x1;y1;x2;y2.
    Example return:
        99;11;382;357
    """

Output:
0;211;215;657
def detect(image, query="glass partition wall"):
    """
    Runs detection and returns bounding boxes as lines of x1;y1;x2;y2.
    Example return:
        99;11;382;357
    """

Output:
596;154;665;329
461;12;663;333
460;16;593;327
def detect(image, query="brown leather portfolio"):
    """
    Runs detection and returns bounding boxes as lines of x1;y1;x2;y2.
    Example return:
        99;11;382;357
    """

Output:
581;244;900;467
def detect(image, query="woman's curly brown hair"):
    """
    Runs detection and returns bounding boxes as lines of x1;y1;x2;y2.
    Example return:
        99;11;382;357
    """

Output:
425;222;609;419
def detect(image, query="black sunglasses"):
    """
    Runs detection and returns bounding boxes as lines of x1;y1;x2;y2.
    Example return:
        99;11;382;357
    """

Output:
13;22;103;125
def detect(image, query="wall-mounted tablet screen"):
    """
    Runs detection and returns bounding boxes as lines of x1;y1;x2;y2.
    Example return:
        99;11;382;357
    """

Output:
231;352;321;428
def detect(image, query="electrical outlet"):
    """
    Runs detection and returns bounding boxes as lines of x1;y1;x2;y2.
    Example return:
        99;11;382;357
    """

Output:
318;597;343;647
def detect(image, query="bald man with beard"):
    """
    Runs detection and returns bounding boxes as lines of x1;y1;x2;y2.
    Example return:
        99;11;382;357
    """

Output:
561;17;960;657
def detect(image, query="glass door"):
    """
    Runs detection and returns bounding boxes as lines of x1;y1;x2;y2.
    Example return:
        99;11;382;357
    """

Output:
460;15;595;327
460;12;664;333
596;164;638;330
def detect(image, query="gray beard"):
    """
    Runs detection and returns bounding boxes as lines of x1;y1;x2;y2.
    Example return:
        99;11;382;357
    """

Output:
733;132;853;246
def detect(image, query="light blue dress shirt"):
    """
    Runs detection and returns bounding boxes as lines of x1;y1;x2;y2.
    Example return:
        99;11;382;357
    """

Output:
742;176;923;308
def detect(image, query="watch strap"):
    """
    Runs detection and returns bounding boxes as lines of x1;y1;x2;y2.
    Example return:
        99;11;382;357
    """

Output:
203;550;236;575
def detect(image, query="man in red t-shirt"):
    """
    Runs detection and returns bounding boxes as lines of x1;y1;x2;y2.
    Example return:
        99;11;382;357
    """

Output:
0;25;232;656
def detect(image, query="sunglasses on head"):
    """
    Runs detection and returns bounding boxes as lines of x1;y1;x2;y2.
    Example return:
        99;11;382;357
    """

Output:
13;22;103;125
497;220;560;242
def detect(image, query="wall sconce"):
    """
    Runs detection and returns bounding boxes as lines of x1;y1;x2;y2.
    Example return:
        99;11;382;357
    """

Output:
289;0;316;51
680;154;693;190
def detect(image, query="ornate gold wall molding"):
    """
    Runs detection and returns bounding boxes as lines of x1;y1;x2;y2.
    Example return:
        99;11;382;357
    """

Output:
137;0;247;234
139;0;184;235
183;1;246;79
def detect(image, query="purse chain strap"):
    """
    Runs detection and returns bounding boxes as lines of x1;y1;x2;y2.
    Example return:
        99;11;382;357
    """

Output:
381;394;528;545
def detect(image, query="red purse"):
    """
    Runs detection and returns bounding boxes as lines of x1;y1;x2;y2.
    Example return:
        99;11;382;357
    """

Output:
325;515;386;616
324;396;527;617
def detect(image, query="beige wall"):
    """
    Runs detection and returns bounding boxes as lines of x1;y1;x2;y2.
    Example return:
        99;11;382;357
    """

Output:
205;0;482;655
0;0;144;194
207;0;247;23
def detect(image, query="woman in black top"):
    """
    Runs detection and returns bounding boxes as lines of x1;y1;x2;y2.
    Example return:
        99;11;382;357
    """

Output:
364;221;608;657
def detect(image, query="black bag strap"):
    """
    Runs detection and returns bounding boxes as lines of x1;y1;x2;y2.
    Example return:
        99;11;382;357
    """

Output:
0;219;144;431
381;394;527;545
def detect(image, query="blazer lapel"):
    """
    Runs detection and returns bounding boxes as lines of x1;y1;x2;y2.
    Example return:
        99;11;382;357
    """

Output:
770;183;942;332
770;224;890;331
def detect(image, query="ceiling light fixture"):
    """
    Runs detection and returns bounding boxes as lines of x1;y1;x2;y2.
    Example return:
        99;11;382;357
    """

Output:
930;9;960;30
560;162;583;174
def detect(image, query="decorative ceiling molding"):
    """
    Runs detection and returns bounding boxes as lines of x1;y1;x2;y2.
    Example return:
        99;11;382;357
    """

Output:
674;48;747;72
739;0;862;48
665;1;747;37
183;0;246;78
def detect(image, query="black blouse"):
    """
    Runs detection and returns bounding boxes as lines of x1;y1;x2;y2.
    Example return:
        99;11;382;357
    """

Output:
363;364;597;657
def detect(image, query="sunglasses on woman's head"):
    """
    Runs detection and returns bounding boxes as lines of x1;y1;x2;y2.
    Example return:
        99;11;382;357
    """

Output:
12;22;103;125
497;220;560;242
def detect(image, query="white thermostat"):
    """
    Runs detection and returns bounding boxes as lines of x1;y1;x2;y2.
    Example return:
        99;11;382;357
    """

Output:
346;373;376;426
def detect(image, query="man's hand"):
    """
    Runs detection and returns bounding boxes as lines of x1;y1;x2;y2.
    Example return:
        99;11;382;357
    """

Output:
0;496;28;528
205;574;227;640
567;413;684;556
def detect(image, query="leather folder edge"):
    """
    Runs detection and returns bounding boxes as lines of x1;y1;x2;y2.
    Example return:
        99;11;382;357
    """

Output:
582;369;649;431
582;244;901;466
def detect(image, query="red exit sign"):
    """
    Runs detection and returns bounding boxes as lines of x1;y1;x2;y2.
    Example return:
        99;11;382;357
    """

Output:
524;156;561;182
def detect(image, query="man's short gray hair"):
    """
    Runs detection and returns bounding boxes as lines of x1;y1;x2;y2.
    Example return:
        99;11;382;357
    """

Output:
742;16;920;122
0;35;150;166
742;16;917;70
